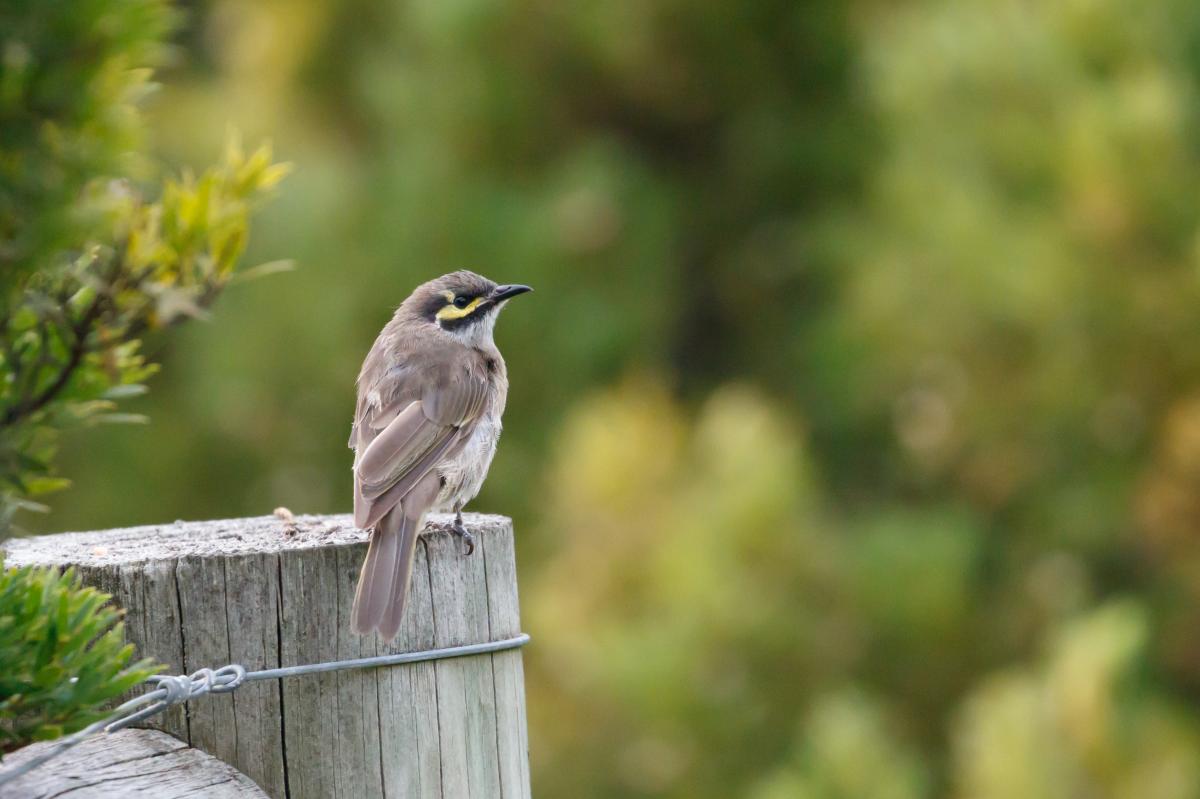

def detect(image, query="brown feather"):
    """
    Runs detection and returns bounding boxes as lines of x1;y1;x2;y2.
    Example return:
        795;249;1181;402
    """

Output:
351;507;403;634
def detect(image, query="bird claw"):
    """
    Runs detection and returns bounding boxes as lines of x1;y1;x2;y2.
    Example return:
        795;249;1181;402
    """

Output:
424;515;475;556
456;527;476;557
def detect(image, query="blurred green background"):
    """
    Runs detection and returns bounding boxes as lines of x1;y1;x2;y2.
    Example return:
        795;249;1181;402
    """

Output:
35;0;1200;795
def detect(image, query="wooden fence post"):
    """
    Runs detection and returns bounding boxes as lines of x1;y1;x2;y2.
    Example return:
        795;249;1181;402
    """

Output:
3;513;531;799
0;729;269;798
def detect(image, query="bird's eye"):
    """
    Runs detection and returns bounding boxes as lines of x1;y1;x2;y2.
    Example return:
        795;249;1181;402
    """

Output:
453;296;471;309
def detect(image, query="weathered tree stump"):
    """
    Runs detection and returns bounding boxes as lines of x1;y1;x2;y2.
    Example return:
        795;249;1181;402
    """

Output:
0;729;268;799
3;513;530;799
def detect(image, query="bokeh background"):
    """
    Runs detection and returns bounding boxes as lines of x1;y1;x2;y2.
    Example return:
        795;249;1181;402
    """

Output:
35;0;1200;795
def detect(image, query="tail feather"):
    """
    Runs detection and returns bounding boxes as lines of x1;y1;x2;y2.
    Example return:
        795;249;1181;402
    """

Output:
352;509;419;637
352;470;442;640
378;515;422;640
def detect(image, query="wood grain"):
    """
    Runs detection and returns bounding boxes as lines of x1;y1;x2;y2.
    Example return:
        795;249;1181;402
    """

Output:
0;729;267;799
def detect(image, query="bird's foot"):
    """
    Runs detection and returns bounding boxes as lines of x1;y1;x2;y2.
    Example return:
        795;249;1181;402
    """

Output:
424;512;475;556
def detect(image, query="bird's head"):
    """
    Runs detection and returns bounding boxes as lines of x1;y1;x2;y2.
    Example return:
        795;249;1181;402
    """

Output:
407;270;532;344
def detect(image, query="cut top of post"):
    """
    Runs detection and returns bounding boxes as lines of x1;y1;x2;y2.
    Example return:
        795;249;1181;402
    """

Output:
2;512;510;568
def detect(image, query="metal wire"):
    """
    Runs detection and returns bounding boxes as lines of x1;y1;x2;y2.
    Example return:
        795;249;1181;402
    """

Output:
0;632;530;788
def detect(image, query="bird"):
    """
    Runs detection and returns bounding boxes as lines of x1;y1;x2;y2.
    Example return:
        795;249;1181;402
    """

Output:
348;270;531;640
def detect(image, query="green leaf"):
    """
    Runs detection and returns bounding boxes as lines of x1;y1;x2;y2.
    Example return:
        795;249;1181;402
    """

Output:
100;384;148;400
9;497;50;514
32;725;64;742
229;259;296;284
89;413;150;426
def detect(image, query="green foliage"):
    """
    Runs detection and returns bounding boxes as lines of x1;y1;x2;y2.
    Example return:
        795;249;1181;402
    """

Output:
0;0;290;532
0;0;176;293
0;0;287;762
528;387;1200;799
0;139;290;530
952;602;1200;799
752;691;929;799
0;565;159;755
26;0;1200;796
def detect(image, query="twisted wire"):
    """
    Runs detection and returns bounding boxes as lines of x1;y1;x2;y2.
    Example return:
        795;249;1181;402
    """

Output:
0;633;529;788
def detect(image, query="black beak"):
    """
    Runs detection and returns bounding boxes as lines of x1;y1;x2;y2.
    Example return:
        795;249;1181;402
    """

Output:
490;284;533;302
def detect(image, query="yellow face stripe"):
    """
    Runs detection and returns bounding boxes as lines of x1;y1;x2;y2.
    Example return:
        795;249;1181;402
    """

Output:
436;296;485;321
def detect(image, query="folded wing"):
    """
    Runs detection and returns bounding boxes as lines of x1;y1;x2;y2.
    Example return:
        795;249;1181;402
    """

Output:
352;372;488;529
349;365;489;639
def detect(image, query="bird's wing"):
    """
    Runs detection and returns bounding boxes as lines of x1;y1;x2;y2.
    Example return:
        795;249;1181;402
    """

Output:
352;368;489;529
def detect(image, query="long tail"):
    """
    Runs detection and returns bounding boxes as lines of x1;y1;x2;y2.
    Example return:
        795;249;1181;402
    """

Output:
351;507;424;640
